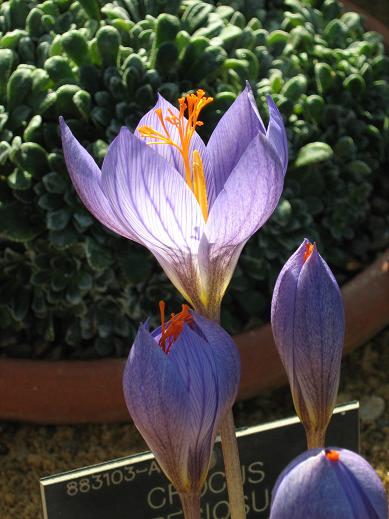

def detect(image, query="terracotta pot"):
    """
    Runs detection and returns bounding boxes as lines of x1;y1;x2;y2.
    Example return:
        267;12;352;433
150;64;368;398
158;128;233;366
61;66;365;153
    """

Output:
0;0;388;425
0;249;388;424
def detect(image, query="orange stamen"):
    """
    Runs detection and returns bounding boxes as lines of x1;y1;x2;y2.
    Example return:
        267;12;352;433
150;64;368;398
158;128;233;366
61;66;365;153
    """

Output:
325;449;340;462
138;89;213;220
158;302;193;354
303;242;314;263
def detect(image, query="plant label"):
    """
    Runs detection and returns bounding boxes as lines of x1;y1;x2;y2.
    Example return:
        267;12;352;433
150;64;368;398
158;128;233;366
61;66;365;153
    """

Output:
40;401;359;519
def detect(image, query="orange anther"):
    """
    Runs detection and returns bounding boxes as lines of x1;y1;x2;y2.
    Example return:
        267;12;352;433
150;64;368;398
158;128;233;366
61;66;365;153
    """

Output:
158;302;193;353
138;90;213;220
303;242;315;263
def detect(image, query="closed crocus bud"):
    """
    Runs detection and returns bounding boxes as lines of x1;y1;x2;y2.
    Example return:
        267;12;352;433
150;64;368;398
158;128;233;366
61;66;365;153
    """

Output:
123;303;240;519
270;448;388;519
271;239;345;448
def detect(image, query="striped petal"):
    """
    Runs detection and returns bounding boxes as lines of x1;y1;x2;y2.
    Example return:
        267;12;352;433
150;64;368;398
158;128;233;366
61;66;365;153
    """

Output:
206;83;266;198
123;324;191;491
59;118;135;240
198;131;284;314
100;127;206;306
123;312;240;494
271;240;345;443
270;448;388;519
266;95;288;177
101;126;204;253
135;94;215;206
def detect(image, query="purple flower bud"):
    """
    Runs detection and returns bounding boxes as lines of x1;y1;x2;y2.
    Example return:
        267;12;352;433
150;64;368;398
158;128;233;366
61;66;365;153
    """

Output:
270;448;388;519
271;239;345;447
122;305;240;497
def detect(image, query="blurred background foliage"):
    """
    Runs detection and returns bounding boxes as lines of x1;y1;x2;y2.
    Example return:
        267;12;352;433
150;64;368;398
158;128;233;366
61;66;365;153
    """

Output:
0;0;388;358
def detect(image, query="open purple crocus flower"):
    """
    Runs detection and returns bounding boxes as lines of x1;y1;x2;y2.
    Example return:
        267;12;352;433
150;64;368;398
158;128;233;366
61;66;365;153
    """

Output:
271;239;345;448
270;448;388;519
60;83;287;319
122;304;240;507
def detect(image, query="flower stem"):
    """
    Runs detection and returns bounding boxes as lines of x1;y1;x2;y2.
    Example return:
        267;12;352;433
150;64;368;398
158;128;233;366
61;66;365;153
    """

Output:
220;409;246;519
306;427;326;449
179;493;201;519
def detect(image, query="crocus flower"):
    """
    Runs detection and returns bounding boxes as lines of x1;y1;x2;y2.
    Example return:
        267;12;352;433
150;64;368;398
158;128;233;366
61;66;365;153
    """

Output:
60;84;287;320
122;303;240;509
270;447;388;519
271;239;345;448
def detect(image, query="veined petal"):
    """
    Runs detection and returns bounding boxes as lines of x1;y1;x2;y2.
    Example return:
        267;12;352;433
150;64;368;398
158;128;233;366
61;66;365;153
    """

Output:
266;96;288;177
191;312;240;402
271;241;345;438
123;313;240;494
123;324;191;491
205;131;284;248
198;132;284;312
135;94;215;205
270;448;388;519
152;248;202;311
293;247;344;428
270;240;308;374
164;316;239;491
100;126;205;255
59;117;134;240
207;83;266;198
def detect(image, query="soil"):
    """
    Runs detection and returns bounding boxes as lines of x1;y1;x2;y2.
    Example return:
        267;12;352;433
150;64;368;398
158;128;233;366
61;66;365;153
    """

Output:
0;327;388;519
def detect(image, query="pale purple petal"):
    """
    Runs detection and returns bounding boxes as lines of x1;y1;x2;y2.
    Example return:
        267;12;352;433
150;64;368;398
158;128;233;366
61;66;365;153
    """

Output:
266;95;288;176
152;248;202;311
270;448;388;519
100;126;205;255
198;131;284;312
59;117;135;240
123;314;240;494
135;94;215;205
167;316;240;489
271;241;345;433
206;83;266;198
270;240;308;376
191;312;240;402
293;248;344;423
123;324;191;491
205;131;284;248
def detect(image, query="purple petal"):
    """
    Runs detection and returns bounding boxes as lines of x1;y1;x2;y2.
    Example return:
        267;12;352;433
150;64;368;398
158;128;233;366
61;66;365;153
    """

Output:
100;126;204;255
270;448;388;519
207;83;266;198
169;316;240;489
198;132;284;311
266;95;288;177
205;131;284;247
271;241;345;433
135;94;215;206
123;314;240;494
59;117;135;240
123;325;192;492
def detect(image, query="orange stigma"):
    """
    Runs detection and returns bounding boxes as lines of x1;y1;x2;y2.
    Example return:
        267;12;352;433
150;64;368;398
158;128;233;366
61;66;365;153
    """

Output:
138;90;213;222
158;301;193;354
303;242;314;263
325;449;340;462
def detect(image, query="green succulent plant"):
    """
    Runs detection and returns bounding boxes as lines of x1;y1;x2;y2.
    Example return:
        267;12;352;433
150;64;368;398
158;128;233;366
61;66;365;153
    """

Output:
0;0;388;358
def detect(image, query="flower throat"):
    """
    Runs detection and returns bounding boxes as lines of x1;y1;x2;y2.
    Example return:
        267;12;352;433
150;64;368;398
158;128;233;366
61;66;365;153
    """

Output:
138;90;212;221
